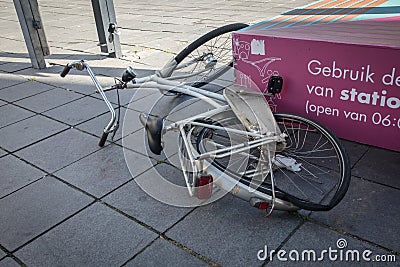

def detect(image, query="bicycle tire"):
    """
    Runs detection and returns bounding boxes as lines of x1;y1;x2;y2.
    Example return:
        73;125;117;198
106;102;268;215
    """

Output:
169;23;248;88
195;111;351;211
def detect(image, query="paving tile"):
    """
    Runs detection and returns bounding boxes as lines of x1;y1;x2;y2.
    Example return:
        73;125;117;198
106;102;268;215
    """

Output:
126;91;190;117
0;72;27;90
0;81;55;102
0;104;35;129
62;41;100;55
44;48;78;60
128;86;161;102
103;169;192;232
0;52;31;71
15;129;101;173
0;149;7;158
14;87;83;113
15;203;157;266
82;57;137;78
0;25;19;39
119;107;145;139
0;250;5;260
119;129;147;155
352;147;400;188
269;222;398;266
165;153;182;170
0;176;93;251
132;163;214;209
66;53;107;62
166;194;301;266
311;177;400;252
43;96;110;126
120;125;179;161
92;87;138;106
13;64;95;93
126;238;206;267
0;155;46;198
13;64;66;82
52;72;115;95
54;144;152;197
0;257;20;267
48;49;105;61
123;146;157;176
0;62;31;73
341;140;369;168
149;161;188;186
0;115;67;152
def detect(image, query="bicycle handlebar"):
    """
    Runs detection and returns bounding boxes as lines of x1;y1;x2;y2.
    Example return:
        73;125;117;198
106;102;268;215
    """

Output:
60;60;117;147
98;132;109;147
60;64;72;77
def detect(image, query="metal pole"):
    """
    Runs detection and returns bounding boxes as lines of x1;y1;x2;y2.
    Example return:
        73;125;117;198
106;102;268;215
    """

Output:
91;0;122;58
13;0;50;69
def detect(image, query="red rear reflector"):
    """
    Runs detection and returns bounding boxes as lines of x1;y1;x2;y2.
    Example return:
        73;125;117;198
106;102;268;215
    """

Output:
258;202;269;210
197;175;213;199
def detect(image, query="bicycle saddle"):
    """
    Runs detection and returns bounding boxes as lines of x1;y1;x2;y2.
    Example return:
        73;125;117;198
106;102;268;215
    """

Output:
139;113;164;155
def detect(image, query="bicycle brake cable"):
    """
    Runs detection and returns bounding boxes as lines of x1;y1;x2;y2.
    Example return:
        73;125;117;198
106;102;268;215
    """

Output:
111;78;122;140
263;144;276;217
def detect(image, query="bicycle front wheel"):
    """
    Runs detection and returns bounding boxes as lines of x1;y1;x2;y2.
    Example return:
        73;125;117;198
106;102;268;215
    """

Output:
196;112;351;211
168;23;248;88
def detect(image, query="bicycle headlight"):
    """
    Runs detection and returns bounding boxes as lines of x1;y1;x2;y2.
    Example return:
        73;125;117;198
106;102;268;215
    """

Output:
121;66;137;83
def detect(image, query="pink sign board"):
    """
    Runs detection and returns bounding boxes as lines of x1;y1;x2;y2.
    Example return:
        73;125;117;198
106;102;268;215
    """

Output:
233;4;400;151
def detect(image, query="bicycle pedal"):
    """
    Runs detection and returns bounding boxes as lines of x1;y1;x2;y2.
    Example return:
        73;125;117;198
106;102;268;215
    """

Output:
196;174;213;199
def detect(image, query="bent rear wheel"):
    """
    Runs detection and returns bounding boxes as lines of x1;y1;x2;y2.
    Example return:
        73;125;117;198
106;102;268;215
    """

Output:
195;111;351;211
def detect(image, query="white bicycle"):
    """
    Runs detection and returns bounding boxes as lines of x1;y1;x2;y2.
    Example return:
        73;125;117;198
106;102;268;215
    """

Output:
61;23;351;215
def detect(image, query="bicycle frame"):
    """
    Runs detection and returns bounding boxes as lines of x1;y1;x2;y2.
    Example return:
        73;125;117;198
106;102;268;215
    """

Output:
62;60;298;212
60;22;351;214
70;59;283;145
132;64;293;213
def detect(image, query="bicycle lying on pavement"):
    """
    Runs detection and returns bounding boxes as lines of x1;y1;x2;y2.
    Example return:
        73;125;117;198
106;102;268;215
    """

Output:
60;23;351;215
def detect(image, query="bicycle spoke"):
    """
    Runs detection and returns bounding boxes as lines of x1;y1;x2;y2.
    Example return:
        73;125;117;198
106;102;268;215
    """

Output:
276;167;310;200
170;25;241;86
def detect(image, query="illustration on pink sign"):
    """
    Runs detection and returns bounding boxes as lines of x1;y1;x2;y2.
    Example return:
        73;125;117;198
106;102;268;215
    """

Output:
233;2;400;151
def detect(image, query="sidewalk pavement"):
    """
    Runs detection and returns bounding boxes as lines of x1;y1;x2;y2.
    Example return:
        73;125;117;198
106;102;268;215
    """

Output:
0;0;399;266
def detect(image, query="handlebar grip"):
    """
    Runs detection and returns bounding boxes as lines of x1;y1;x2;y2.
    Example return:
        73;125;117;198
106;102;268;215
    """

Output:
60;64;72;78
98;132;108;147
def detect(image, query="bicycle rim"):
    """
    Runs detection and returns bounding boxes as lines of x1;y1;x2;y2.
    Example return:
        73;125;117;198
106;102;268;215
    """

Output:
171;23;248;87
196;111;351;211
